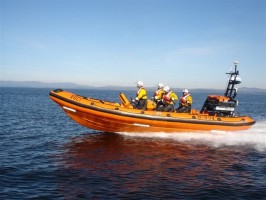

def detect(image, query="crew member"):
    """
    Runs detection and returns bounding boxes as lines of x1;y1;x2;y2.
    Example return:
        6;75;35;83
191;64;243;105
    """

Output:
176;89;193;113
132;81;147;110
157;86;178;112
152;83;165;110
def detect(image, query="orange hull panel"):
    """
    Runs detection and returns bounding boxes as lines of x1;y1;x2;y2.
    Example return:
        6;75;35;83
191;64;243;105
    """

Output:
49;90;255;133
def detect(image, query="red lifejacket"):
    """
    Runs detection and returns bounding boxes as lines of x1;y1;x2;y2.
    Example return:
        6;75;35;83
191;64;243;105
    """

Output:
163;91;172;104
180;94;191;106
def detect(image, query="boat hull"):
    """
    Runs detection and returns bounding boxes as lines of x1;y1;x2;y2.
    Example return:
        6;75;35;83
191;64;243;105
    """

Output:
49;89;255;133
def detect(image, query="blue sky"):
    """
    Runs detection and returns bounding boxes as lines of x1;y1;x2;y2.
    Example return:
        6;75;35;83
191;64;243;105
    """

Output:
1;0;266;89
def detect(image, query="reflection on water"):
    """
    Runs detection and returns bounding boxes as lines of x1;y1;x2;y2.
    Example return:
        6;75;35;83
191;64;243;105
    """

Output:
57;132;266;199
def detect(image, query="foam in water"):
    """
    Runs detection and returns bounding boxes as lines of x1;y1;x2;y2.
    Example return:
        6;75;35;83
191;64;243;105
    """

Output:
119;121;266;152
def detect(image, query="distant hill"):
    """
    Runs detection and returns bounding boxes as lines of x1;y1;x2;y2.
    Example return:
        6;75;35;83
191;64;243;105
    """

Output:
0;80;265;94
237;87;266;94
0;81;94;89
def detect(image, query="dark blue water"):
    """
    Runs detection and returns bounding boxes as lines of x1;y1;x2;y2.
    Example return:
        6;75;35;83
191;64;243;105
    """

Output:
1;87;266;199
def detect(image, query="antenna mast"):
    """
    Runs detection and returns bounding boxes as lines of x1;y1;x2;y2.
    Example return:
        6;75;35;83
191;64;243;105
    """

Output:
224;61;241;99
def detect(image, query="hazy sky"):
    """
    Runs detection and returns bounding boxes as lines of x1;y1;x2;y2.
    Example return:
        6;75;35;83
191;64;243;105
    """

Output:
1;0;266;89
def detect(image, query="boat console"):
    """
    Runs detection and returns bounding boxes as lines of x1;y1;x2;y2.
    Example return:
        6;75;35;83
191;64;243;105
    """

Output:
200;61;241;117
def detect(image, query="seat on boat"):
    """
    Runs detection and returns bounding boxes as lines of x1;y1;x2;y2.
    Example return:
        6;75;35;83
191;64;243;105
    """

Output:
119;93;133;108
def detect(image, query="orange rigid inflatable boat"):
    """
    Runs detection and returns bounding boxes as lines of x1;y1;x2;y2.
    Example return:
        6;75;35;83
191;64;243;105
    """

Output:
49;62;255;132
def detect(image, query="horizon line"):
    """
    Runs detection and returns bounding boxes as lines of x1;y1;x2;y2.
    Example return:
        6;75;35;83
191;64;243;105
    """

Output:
1;80;266;91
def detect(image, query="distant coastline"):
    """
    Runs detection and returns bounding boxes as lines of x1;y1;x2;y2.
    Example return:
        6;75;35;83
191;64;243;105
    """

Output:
0;80;265;94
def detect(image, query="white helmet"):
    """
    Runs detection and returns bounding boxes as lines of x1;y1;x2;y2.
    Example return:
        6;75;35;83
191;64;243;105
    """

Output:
163;86;170;93
137;81;144;88
158;83;164;89
182;89;189;93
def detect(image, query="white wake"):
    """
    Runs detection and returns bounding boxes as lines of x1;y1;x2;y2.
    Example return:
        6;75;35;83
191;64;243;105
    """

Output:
118;121;266;152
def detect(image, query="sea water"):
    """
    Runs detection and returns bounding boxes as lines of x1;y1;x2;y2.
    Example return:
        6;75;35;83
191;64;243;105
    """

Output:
0;87;265;199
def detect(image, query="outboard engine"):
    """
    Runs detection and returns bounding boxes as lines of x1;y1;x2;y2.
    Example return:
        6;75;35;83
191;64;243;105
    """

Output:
200;61;241;117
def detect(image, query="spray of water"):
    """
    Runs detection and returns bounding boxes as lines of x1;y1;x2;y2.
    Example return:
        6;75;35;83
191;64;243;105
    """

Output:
119;121;266;152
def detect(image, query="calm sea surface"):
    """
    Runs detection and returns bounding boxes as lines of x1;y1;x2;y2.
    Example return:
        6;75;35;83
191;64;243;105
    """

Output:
1;87;266;199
